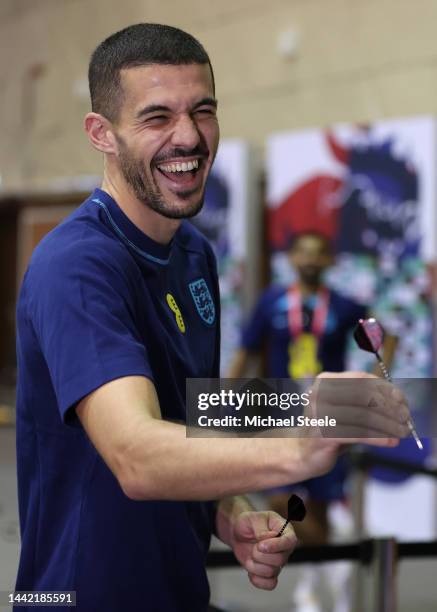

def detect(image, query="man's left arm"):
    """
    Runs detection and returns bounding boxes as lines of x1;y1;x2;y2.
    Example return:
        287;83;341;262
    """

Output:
215;495;297;591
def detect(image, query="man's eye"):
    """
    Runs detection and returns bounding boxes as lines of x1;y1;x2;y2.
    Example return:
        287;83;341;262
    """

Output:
146;115;169;124
195;108;216;116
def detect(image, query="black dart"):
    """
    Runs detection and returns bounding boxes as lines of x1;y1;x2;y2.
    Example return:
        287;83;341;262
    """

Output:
277;494;306;537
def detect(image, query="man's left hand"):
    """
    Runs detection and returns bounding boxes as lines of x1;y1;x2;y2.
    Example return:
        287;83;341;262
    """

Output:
230;510;297;590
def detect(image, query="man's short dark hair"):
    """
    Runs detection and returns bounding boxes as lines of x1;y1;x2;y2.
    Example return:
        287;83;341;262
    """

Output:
88;23;214;122
288;231;333;254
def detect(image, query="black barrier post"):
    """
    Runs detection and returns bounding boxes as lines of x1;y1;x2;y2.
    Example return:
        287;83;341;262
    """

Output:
373;538;398;612
350;460;368;612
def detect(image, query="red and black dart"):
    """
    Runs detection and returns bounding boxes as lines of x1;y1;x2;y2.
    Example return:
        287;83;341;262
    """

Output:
353;318;422;450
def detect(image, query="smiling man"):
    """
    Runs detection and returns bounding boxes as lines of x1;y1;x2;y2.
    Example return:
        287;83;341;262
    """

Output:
14;24;410;612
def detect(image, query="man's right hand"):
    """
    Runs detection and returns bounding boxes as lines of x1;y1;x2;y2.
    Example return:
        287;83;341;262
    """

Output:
293;371;410;481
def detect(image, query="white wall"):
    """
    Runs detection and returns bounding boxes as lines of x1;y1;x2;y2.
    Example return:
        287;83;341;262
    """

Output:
2;0;437;189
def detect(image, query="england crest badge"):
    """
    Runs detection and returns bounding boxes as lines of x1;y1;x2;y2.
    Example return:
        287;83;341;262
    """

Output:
188;278;215;325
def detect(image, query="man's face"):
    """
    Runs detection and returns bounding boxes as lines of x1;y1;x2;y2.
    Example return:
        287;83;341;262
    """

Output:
289;235;333;286
112;63;219;219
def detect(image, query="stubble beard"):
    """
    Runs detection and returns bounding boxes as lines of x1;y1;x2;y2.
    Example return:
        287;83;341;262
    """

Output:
299;268;324;289
117;136;205;220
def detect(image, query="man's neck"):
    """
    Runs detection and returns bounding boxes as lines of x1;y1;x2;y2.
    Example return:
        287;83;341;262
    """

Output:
101;173;181;246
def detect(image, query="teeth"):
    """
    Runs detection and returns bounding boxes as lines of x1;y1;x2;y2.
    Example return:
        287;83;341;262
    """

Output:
157;159;199;173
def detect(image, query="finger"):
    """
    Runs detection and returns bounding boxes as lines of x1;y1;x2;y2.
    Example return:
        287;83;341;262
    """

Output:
391;385;408;406
257;531;298;555
323;416;409;438
267;512;292;533
313;377;409;420
312;376;377;408
366;386;410;422
330;436;400;448
318;406;410;438
235;511;270;542
378;382;409;407
360;437;400;447
252;548;290;568
246;559;281;579
312;384;411;431
247;512;276;542
317;371;377;380
257;529;281;542
248;573;278;591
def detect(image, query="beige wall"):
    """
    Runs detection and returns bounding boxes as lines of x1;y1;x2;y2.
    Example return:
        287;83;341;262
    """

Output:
2;0;437;190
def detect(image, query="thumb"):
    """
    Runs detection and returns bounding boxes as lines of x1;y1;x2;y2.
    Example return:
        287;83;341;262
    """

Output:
236;511;276;542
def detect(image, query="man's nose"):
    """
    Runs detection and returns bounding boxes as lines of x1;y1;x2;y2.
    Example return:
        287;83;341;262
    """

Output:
171;114;201;150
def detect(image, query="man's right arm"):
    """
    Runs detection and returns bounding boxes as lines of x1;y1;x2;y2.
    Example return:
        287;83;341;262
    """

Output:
76;375;308;500
76;373;408;502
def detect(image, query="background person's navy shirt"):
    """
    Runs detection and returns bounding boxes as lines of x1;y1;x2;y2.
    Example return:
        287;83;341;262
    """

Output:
15;188;220;612
241;284;366;502
242;285;366;378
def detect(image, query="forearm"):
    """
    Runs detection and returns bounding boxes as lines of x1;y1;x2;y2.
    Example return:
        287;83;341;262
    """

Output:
215;495;255;546
79;373;405;504
77;375;312;503
121;418;304;501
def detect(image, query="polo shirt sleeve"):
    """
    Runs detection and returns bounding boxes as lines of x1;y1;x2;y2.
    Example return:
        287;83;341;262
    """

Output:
30;243;152;425
241;288;273;351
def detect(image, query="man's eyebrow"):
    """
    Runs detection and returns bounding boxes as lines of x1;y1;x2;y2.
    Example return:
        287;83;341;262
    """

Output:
135;104;171;120
193;97;218;109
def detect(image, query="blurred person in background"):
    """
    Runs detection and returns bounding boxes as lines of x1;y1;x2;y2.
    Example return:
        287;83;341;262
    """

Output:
229;232;368;612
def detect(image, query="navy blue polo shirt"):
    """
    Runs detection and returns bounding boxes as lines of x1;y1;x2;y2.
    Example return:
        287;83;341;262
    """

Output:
15;188;220;611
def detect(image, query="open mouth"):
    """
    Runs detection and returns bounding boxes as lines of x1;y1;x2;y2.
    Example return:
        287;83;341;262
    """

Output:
155;158;204;187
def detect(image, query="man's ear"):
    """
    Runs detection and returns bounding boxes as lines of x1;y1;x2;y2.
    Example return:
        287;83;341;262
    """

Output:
84;112;118;154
